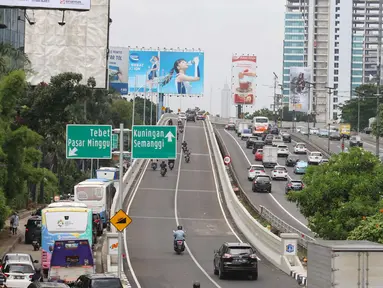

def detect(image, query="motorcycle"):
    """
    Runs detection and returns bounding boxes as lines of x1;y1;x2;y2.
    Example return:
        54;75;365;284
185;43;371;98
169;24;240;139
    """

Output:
179;128;184;133
182;146;188;153
151;162;158;170
169;162;174;170
173;232;185;255
31;233;41;251
185;155;190;163
160;167;167;177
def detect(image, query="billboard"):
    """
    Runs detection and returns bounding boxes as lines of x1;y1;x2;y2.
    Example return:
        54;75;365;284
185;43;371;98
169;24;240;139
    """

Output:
109;47;129;95
289;67;311;112
127;49;204;96
24;0;108;88
0;0;90;10
231;55;257;105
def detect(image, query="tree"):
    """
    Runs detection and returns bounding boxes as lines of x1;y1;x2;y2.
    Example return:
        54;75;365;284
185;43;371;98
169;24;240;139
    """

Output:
287;148;383;240
0;43;31;76
340;84;382;131
348;210;383;244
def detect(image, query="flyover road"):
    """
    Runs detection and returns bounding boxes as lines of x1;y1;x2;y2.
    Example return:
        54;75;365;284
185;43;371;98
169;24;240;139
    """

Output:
216;128;315;237
124;120;299;288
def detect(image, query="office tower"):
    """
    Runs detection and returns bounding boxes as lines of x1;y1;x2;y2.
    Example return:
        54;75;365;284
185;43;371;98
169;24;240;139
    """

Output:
221;83;231;118
0;8;25;50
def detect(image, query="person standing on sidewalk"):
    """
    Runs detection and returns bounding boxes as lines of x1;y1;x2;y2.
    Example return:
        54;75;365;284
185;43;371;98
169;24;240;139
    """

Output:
11;212;19;235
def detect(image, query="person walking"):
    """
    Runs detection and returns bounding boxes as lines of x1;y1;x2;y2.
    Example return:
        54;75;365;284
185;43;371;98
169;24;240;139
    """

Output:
11;212;19;235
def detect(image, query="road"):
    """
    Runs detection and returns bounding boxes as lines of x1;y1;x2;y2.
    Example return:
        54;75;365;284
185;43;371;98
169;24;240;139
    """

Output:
216;128;316;238
124;120;299;288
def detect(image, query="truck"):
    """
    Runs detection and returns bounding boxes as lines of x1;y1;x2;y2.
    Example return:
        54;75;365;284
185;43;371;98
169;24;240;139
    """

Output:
307;240;383;288
262;146;278;168
339;123;351;139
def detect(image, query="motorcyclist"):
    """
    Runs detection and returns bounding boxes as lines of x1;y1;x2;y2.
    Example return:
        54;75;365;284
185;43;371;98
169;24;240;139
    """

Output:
182;141;187;149
168;119;173;125
173;225;186;248
168;159;175;166
160;161;167;173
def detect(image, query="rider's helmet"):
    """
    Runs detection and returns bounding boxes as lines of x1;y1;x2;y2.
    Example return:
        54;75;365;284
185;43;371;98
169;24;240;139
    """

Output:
177;225;182;230
168;119;173;125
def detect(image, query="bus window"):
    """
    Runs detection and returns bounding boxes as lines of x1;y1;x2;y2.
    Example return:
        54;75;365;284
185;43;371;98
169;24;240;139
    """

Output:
76;187;103;201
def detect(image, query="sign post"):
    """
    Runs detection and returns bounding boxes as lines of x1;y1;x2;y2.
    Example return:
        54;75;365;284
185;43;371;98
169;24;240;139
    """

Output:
131;125;177;159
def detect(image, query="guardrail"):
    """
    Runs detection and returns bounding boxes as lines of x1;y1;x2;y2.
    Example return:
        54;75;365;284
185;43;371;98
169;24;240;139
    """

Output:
205;116;306;276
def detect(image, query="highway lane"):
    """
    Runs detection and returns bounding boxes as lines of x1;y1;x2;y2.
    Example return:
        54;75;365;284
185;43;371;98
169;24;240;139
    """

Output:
125;120;299;288
217;128;313;237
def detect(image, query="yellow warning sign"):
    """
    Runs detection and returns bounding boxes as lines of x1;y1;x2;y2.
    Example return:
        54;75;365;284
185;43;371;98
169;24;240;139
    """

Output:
162;106;166;111
110;209;132;232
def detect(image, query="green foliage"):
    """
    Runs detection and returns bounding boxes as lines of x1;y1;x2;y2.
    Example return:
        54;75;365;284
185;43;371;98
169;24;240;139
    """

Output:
340;84;382;131
0;43;31;76
0;189;10;230
287;148;383;240
348;211;383;243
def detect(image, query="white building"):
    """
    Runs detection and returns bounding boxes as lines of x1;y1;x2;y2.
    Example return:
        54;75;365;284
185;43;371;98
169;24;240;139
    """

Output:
282;0;382;123
220;83;231;118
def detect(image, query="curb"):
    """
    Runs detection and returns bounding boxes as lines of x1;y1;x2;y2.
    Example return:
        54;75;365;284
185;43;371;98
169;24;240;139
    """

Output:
290;270;307;286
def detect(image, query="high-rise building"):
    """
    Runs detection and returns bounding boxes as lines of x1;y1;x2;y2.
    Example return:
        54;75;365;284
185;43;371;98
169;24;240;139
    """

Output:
282;0;382;123
220;83;231;118
0;8;25;50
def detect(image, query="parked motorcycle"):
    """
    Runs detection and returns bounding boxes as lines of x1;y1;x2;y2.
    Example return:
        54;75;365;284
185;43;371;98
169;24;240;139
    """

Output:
160;167;167;177
151;162;158;170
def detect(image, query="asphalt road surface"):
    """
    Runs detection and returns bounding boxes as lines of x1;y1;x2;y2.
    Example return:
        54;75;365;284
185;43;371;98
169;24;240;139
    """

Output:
124;120;300;288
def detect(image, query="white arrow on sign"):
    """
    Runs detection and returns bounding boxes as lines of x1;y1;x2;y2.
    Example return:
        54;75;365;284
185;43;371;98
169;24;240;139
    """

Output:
68;147;78;157
165;131;175;142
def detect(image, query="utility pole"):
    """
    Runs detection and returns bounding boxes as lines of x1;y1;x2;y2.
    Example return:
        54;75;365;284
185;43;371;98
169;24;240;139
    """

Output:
376;0;383;156
273;72;278;125
325;86;335;125
306;82;315;140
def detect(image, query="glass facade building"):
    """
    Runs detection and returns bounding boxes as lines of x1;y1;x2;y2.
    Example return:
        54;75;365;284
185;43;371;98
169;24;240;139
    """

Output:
0;8;25;50
351;35;363;97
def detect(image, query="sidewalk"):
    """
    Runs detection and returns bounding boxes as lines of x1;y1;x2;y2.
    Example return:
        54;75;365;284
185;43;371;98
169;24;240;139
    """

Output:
0;208;41;256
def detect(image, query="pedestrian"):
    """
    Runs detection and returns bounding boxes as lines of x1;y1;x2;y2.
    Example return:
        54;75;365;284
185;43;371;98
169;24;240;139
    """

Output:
11;212;19;235
9;213;15;234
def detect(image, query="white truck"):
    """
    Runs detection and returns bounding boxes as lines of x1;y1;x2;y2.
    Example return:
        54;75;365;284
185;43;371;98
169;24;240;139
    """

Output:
262;146;278;168
307;240;383;288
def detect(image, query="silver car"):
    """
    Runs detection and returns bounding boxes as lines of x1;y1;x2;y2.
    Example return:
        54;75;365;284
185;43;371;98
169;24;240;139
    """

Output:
247;164;266;181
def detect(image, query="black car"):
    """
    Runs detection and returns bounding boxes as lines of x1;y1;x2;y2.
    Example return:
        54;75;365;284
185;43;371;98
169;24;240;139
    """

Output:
93;213;103;236
264;134;274;145
213;242;258;280
270;127;279;135
349;135;363;147
329;132;341;141
32;207;43;216
186;114;195;122
285;155;300;167
73;274;123;288
246;136;258;149
25;216;42;244
28;282;70;288
252;175;272;193
285;180;304;194
251;140;265;154
281;133;291;143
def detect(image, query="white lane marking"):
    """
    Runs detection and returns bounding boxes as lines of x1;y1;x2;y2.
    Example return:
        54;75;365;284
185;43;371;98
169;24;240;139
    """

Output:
223;129;311;231
130;215;226;221
124;161;150;288
138;187;216;193
175;121;223;288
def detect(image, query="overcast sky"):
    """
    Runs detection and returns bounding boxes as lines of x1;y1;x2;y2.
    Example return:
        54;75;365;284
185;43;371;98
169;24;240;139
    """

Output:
110;0;286;116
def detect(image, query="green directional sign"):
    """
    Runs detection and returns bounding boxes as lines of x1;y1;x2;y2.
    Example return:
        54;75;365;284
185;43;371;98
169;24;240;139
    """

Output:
112;134;119;150
131;125;177;159
66;124;112;159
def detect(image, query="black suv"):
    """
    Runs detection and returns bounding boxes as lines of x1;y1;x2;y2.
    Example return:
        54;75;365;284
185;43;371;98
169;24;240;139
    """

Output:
73;274;123;288
25;216;42;244
245;136;258;149
213;242;258;280
186;113;195;122
281;132;291;143
252;175;272;193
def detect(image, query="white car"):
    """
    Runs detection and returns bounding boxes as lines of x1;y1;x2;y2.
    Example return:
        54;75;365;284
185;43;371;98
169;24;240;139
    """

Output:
310;128;319;135
241;128;253;140
294;143;307;154
178;112;186;120
247;164;266;181
272;136;284;147
271;165;288;180
308;151;323;165
277;145;289;157
319;159;329;165
2;260;35;288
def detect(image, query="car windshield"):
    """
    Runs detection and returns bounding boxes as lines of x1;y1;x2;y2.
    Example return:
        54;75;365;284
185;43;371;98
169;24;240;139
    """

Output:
257;149;263;153
5;264;34;274
297;144;305;148
3;255;31;263
243;129;251;133
256;176;270;182
27;219;41;228
351;136;361;141
311;153;322;157
251;166;264;170
228;247;253;255
291;181;303;185
91;279;123;288
278;146;287;149
275;167;287;171
297;161;307;167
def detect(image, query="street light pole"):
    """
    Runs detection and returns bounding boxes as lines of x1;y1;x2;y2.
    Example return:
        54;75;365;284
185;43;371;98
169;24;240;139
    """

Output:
376;0;383;156
305;81;315;140
273;72;278;125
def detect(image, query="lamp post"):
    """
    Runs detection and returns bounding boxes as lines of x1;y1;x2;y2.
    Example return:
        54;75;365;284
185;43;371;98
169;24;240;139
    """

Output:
305;81;315;140
375;0;383;156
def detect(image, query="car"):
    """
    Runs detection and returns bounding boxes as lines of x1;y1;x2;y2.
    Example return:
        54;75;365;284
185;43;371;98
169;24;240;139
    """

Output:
196;113;205;120
92;213;103;236
264;134;274;145
271;136;283;147
73;274;123;288
1;254;38;271
281;132;291;143
364;127;372;134
285;180;304;194
24;216;42;244
294;161;308;174
308;151;323;165
241;128;253;140
251;140;265;154
285;155;300;167
309;128;319;135
293;143;307;154
300;129;309;135
254;149;263;161
270;127;279;135
27;282;70;288
247;164;266;181
271;165;288;180
213;242;258;280
319;159;329;165
246;136;259;149
277;145;289;157
318;129;329;137
329;132;341;141
225;123;235;130
252;175;272;193
186;113;195;122
178;112;186;120
349;135;363;147
2;260;35;288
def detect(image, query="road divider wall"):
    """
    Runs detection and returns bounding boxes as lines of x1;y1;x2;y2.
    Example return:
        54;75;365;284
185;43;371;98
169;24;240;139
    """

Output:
205;117;306;277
